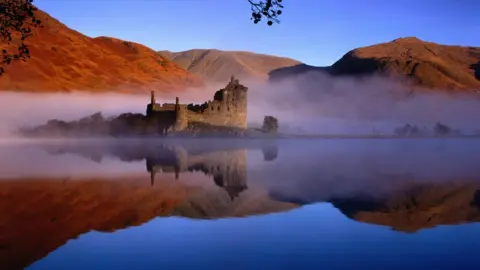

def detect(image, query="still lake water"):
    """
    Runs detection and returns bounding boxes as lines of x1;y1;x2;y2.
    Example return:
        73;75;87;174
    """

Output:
2;138;480;269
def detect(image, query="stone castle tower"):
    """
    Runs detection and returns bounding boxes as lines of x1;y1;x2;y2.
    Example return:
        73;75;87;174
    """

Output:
211;75;248;128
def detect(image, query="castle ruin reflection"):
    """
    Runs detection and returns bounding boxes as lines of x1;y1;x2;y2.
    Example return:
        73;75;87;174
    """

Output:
145;144;276;201
37;139;278;201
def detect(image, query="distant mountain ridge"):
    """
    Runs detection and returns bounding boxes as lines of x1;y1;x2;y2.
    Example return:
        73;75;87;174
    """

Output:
158;49;302;83
269;37;480;92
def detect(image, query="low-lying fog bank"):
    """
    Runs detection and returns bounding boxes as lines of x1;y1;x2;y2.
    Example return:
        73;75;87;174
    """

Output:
2;72;480;138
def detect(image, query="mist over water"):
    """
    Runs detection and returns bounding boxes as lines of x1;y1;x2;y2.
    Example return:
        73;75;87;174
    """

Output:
247;72;480;134
2;138;480;199
1;73;480;137
0;88;211;138
0;142;144;178
0;92;141;137
253;138;480;202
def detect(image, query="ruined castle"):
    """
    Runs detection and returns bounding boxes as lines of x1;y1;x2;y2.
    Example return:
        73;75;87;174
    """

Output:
146;75;248;133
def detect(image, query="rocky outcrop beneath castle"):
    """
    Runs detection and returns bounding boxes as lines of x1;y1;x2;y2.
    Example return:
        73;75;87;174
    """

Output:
170;122;248;137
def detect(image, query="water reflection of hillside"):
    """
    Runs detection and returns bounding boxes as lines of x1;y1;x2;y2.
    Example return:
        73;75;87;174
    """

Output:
0;176;296;270
329;183;480;232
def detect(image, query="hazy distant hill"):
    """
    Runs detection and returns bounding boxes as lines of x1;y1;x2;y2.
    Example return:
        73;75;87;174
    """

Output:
0;8;203;93
158;49;301;83
269;37;480;92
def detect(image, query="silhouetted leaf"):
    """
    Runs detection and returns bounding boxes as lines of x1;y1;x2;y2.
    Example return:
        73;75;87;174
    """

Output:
249;0;283;26
0;0;42;75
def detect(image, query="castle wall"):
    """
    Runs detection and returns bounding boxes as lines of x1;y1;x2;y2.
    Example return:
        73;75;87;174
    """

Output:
148;110;177;134
146;103;177;134
185;102;245;128
174;105;188;131
152;103;176;111
183;87;247;128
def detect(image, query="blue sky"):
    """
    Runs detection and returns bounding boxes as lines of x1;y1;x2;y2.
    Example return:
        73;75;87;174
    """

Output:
35;0;480;66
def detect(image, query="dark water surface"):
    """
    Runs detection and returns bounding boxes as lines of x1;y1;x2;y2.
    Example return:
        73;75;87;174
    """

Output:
2;138;480;269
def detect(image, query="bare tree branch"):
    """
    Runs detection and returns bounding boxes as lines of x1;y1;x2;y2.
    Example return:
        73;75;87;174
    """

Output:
0;0;42;75
248;0;284;26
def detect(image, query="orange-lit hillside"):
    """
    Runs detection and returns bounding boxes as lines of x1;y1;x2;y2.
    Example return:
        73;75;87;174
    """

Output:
0;8;204;93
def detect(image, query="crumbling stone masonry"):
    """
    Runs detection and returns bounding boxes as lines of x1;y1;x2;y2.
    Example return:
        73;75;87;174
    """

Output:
146;75;248;133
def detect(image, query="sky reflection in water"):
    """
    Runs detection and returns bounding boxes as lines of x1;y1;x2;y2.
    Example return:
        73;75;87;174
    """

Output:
30;204;480;270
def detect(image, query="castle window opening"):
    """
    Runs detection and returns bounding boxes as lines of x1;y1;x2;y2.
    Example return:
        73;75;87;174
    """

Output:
217;106;220;111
